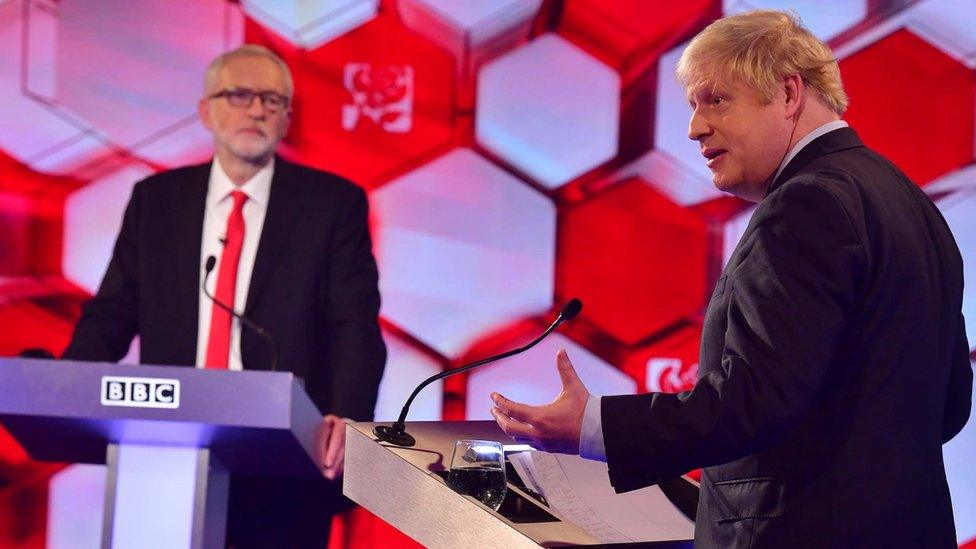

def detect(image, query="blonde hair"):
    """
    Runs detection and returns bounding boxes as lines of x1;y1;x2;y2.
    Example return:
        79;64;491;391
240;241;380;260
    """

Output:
204;44;294;97
677;10;847;115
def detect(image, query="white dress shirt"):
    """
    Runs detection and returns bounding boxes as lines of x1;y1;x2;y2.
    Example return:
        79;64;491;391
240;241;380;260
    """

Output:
772;119;849;183
578;120;850;461
194;157;273;371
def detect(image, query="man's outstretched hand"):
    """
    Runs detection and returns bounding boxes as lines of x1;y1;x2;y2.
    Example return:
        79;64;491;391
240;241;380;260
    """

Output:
490;349;590;454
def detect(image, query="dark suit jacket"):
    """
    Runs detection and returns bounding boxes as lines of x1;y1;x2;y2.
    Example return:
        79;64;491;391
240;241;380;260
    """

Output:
63;156;386;420
63;157;386;545
601;128;972;548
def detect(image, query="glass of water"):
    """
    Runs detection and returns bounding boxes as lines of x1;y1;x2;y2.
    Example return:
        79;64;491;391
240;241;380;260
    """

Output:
447;439;507;510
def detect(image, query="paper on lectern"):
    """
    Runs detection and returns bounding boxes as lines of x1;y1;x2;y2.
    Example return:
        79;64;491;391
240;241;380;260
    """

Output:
508;451;694;543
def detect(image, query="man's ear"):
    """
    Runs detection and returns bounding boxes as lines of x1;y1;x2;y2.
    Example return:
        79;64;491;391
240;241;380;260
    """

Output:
198;98;213;130
281;108;292;134
783;74;804;119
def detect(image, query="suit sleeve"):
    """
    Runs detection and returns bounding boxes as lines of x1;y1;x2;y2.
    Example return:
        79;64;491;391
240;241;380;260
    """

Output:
943;313;973;442
62;183;142;362
318;186;386;421
602;179;864;492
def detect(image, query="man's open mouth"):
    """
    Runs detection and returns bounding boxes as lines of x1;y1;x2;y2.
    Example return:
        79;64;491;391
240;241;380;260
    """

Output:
703;148;726;166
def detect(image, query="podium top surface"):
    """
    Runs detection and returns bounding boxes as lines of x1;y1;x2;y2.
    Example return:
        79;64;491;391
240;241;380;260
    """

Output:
345;421;695;548
0;358;323;477
351;420;513;472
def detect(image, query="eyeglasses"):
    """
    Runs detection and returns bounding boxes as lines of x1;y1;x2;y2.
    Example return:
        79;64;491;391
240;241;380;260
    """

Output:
209;88;290;113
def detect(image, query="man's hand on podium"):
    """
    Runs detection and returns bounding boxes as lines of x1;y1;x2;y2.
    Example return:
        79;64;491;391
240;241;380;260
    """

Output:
318;414;348;480
489;349;590;454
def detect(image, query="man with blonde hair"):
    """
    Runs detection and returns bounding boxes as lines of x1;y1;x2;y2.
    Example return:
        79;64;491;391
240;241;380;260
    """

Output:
65;44;386;546
491;10;971;547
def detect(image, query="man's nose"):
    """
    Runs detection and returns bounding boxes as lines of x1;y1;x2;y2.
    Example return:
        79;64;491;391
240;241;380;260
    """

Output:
246;96;267;118
688;108;710;142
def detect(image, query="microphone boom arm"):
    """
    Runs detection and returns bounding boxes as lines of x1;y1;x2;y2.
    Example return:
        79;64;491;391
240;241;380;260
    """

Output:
373;298;583;447
393;318;561;427
202;256;280;371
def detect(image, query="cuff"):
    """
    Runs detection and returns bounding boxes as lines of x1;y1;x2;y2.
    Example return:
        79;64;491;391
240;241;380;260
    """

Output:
578;394;607;462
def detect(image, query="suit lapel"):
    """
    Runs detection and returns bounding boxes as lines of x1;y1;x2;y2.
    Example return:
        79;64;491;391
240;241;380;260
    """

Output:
244;156;306;316
765;127;865;197
173;163;210;363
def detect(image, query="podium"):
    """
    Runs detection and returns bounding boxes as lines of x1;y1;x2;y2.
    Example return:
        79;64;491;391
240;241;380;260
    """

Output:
344;420;696;548
0;357;323;549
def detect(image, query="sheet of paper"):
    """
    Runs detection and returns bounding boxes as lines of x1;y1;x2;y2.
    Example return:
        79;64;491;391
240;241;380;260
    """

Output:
508;451;544;496
521;451;694;543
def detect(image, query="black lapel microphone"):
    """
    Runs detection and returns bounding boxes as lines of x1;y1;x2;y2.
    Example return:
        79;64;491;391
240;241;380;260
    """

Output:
373;298;584;447
203;255;280;372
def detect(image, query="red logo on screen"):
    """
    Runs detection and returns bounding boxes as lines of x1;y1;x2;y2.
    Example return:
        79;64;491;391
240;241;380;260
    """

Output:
646;358;698;393
342;63;414;133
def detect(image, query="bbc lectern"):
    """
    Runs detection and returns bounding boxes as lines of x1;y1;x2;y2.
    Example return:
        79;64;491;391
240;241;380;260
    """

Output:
0;357;323;549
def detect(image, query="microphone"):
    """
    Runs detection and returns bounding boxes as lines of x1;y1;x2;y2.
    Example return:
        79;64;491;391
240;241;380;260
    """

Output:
373;298;584;447
202;255;280;371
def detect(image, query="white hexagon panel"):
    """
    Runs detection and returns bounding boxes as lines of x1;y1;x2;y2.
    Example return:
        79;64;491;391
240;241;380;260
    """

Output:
0;0;109;174
397;0;542;60
933;166;976;350
723;205;757;268
25;0;241;168
62;162;153;293
47;464;104;549
652;41;714;199
944;363;976;545
907;0;976;68
465;332;636;420
242;0;378;50
723;0;868;41
476;34;620;189
926;164;976;196
133;120;223;171
372;147;556;358
374;329;444;422
618;150;726;207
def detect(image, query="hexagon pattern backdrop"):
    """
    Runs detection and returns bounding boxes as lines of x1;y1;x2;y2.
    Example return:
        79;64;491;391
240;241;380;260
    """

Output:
1;0;975;547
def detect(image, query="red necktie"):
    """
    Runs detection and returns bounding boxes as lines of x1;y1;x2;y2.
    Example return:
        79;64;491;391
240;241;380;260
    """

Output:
204;190;248;369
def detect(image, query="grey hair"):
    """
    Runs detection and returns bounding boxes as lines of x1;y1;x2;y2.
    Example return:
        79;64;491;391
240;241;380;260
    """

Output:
203;44;294;97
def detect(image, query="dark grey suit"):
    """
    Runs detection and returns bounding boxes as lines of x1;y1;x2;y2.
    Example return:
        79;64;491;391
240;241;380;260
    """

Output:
64;156;386;547
601;128;972;548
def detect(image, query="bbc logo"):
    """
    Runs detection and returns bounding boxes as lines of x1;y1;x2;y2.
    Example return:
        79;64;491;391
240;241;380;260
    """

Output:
101;376;180;409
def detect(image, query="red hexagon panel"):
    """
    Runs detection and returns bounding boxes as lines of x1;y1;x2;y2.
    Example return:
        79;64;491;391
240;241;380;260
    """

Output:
841;29;976;186
557;178;709;346
245;12;456;189
557;0;719;86
619;324;702;394
0;151;83;277
0;283;85;357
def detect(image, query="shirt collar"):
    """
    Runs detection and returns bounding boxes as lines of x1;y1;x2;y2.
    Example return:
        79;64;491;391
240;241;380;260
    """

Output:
207;156;274;208
772;120;849;184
